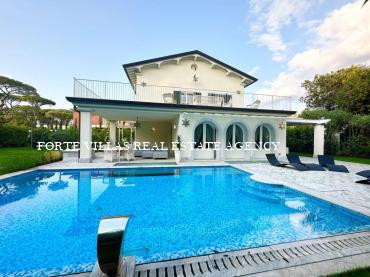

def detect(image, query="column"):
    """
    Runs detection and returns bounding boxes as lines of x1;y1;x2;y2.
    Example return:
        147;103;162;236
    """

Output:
79;111;92;163
313;124;325;157
109;121;117;145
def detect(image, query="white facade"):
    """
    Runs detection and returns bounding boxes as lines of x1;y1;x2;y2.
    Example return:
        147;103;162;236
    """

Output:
135;58;245;107
70;51;328;163
175;112;287;162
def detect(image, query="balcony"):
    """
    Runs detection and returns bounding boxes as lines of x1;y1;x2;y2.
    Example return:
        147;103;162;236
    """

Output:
73;78;292;111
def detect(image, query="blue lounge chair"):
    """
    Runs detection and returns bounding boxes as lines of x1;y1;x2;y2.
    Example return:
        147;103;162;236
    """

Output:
318;155;349;173
287;154;325;171
356;170;370;184
266;154;309;171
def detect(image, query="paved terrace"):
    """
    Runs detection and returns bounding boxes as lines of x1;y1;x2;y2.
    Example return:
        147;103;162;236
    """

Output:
233;157;370;217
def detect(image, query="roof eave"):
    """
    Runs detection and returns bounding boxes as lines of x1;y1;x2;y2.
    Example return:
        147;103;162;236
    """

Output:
122;50;258;88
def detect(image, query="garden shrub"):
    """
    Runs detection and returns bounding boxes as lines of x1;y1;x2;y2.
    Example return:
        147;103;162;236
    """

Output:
92;128;109;143
49;128;79;145
32;128;51;147
0;124;29;147
42;150;63;163
287;126;314;153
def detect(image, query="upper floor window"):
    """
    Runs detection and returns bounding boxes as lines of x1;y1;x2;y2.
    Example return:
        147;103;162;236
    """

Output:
208;93;232;106
255;125;271;144
226;124;244;149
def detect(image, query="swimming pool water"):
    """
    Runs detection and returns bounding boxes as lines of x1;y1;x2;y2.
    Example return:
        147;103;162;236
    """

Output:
0;166;370;276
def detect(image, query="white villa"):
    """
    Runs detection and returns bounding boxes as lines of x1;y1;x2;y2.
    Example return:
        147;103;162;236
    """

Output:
67;50;328;163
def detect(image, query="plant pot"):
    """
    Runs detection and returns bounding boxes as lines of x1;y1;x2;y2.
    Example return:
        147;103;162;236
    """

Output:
174;149;181;164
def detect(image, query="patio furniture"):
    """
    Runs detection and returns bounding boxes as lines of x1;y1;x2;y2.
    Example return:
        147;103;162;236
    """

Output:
318;155;349;173
266;154;309;171
162;93;173;103
355;170;370;184
90;216;134;277
287;154;325;171
103;146;118;162
141;150;154;158
119;145;135;162
134;150;142;157
246;99;261;109
153;149;169;159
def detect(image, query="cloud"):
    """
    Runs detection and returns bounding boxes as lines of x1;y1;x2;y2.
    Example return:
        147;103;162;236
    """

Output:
248;66;259;75
247;0;320;61
253;0;370;110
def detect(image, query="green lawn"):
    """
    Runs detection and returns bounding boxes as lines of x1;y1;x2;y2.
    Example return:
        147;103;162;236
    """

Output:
291;152;370;165
0;147;62;176
327;266;370;276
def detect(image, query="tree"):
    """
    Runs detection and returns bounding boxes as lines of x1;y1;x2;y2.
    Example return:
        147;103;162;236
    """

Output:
17;95;56;127
0;76;38;108
300;65;370;115
0;76;56;127
45;109;72;129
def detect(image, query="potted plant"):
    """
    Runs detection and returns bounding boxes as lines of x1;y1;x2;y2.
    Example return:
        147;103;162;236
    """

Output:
174;135;182;164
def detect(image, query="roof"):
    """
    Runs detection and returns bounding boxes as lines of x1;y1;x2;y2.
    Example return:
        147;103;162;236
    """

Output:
122;50;258;88
286;118;331;125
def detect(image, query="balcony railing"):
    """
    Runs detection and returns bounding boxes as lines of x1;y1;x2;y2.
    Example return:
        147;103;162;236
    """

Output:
73;78;292;111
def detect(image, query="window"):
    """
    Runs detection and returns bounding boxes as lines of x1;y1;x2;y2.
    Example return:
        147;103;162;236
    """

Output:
226;124;244;149
255;125;271;144
194;123;216;149
174;91;202;105
208;93;232;106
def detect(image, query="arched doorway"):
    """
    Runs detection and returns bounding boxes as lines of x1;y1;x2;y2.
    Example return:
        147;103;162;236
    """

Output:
255;125;272;145
254;124;275;159
225;123;247;160
193;122;217;160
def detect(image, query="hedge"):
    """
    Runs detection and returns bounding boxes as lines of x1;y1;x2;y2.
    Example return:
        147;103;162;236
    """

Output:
287;126;314;153
0;124;29;147
287;126;370;158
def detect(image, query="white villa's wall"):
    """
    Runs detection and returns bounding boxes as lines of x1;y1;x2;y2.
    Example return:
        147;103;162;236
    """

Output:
135;59;245;107
135;121;174;149
176;113;287;161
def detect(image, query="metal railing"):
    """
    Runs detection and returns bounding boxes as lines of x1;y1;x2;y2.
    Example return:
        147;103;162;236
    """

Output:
73;78;292;111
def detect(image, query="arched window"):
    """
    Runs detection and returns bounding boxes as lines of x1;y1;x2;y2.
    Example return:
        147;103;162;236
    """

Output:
194;123;216;149
255;125;271;144
226;124;244;149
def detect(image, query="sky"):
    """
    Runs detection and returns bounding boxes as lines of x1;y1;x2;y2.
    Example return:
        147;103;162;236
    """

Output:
1;0;369;111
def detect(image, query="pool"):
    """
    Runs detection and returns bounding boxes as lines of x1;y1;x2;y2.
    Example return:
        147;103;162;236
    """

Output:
1;166;370;276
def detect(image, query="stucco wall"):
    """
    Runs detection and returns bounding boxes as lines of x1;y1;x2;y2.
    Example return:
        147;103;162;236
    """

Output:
176;113;287;162
135;121;174;149
135;59;245;107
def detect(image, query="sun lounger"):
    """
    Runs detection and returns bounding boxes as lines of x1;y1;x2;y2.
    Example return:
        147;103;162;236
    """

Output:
266;154;309;171
318;155;349;173
356;170;370;184
287;154;325;171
